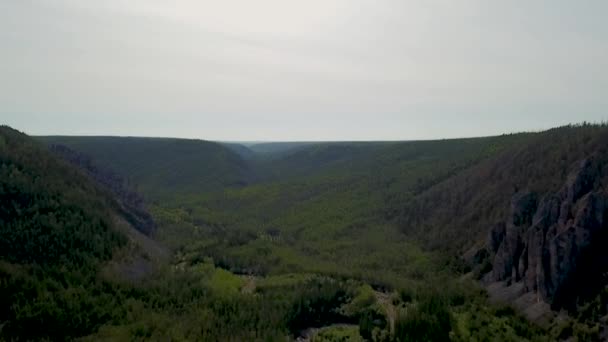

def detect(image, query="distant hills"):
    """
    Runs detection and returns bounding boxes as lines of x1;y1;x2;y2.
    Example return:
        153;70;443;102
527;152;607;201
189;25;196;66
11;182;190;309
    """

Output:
38;136;255;198
3;123;607;340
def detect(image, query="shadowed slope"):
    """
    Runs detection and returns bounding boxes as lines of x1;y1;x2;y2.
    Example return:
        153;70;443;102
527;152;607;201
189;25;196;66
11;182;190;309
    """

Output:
38;136;255;198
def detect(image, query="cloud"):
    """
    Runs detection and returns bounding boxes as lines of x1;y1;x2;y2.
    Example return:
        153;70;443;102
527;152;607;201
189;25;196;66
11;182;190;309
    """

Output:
1;1;607;140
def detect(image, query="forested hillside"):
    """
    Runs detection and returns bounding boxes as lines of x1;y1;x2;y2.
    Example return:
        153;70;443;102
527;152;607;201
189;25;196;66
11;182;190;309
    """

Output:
48;143;156;235
38;136;255;198
0;126;128;339
397;124;608;330
3;127;400;340
6;123;608;340
400;125;608;252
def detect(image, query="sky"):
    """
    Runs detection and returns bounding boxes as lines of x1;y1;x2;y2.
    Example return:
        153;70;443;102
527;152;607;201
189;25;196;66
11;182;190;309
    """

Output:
1;1;607;141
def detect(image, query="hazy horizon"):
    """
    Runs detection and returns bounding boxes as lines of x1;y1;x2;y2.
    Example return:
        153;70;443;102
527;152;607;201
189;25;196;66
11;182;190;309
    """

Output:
28;121;600;144
2;1;607;141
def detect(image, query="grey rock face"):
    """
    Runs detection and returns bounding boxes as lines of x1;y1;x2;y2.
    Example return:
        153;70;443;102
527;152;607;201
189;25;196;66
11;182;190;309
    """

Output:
488;223;506;254
511;191;538;227
486;158;608;305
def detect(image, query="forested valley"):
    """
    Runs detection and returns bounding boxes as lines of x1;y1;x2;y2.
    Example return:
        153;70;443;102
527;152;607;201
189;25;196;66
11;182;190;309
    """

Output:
2;123;608;341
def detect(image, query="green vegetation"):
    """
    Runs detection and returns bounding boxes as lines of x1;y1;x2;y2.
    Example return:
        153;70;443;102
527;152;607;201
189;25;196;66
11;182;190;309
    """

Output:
313;325;364;342
0;126;127;340
400;124;608;253
3;123;607;340
38;135;254;198
0;128;125;266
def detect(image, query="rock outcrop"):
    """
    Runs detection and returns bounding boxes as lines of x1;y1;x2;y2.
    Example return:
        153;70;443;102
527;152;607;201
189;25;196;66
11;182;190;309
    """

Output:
482;157;608;308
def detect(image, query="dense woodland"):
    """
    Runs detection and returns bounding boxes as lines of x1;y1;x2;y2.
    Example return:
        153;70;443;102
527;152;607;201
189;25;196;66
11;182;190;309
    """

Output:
1;124;608;340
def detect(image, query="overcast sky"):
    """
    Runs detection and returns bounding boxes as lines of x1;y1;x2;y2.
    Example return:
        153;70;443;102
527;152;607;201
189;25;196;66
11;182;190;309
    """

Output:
1;1;607;141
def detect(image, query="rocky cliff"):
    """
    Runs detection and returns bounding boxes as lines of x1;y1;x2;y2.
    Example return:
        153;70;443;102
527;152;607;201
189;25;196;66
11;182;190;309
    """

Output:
479;156;608;310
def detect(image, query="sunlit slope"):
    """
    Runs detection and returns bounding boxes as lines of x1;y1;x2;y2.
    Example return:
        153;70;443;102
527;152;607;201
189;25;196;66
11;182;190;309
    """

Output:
155;133;531;284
